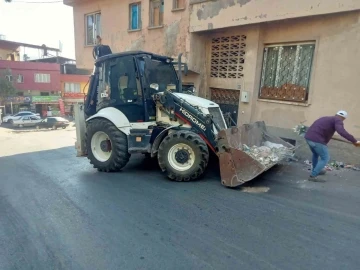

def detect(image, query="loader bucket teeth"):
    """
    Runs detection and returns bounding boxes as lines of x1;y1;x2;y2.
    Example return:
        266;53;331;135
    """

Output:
217;121;295;188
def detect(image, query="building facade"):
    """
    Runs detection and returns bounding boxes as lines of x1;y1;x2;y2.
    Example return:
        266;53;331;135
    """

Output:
60;74;90;116
0;60;62;116
65;0;360;143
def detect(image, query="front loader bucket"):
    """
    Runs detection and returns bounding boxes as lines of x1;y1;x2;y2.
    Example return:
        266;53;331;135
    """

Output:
217;121;295;188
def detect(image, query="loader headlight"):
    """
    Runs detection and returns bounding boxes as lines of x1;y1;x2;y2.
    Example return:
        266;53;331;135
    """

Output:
150;83;159;91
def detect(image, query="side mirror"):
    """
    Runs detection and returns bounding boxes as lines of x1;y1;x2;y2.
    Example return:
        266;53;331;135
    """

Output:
185;86;196;95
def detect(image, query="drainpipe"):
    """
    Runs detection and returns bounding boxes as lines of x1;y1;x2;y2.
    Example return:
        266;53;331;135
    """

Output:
178;53;183;93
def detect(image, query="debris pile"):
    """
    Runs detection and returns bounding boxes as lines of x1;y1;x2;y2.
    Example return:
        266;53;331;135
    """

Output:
242;141;294;167
293;124;308;136
304;160;360;172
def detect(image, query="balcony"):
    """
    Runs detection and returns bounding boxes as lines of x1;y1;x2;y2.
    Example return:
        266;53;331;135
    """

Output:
189;0;360;32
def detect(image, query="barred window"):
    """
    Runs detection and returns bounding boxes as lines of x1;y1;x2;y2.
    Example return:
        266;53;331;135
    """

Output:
259;43;315;103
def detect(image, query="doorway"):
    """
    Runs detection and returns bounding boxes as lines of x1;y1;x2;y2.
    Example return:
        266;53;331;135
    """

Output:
210;88;240;127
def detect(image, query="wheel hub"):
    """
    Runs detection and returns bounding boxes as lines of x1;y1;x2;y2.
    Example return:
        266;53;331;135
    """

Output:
100;140;111;152
91;131;112;162
175;149;190;164
168;143;195;172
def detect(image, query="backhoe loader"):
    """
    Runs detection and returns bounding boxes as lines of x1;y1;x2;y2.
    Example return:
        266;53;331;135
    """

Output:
74;45;294;187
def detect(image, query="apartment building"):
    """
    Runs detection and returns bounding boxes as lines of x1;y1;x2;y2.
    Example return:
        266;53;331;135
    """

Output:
65;0;360;162
0;60;61;116
31;56;91;116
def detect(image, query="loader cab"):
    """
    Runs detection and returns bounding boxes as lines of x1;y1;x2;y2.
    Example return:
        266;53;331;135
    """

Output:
84;51;180;122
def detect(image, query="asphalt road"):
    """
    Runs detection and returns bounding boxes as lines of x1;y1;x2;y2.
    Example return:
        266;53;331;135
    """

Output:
1;126;360;270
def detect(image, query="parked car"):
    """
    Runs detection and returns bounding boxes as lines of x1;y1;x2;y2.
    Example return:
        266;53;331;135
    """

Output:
2;111;40;124
12;115;42;128
35;117;70;130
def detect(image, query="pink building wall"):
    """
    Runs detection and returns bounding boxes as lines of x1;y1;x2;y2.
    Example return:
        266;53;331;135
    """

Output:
0;60;61;92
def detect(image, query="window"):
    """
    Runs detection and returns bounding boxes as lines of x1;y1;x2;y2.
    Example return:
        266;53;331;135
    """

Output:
259;43;315;103
85;12;101;46
17;92;24;96
17;74;24;83
149;0;164;27
40;92;50;96
5;75;12;82
173;0;185;10
129;3;141;30
65;82;81;93
35;73;50;83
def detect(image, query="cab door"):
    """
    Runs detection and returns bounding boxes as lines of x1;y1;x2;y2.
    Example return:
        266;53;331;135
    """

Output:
108;56;145;122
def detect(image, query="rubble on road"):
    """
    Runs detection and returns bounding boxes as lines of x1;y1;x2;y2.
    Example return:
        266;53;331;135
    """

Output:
303;159;360;172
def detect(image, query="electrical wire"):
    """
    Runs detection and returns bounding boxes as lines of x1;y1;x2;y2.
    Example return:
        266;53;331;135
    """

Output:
7;0;63;3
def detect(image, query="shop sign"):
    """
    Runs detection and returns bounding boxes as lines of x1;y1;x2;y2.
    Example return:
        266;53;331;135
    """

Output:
6;96;32;103
63;92;85;98
32;96;61;103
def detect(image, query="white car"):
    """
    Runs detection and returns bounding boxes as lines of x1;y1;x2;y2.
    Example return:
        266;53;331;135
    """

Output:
2;111;40;124
12;115;42;128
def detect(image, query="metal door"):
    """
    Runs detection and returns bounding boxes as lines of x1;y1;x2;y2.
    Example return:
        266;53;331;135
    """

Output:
210;88;240;127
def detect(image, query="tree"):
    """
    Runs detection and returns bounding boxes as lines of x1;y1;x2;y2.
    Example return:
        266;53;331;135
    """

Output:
0;70;17;106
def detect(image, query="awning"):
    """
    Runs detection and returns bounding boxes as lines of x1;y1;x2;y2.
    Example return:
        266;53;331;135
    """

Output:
31;96;61;104
32;102;60;105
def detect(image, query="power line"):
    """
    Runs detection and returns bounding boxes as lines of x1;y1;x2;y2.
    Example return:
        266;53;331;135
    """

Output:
7;0;63;3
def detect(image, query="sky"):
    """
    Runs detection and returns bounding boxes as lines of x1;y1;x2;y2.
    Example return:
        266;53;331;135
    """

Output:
0;0;75;60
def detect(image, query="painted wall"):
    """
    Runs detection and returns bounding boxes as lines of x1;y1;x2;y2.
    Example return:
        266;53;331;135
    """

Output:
251;11;360;138
60;74;90;95
205;11;360;137
189;0;360;32
0;60;61;92
71;0;191;70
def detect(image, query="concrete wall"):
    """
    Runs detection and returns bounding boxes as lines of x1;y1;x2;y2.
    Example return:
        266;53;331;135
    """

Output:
72;0;191;69
251;11;360;138
189;0;360;32
0;48;20;61
198;11;360;163
0;48;10;60
200;11;360;137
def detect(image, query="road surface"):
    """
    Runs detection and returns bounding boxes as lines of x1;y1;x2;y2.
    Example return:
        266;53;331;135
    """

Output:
1;125;360;270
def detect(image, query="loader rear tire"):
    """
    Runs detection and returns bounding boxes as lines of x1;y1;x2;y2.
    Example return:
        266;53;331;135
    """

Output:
158;130;209;182
86;119;130;172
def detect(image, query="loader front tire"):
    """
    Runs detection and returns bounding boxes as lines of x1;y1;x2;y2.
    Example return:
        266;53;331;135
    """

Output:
86;119;130;172
158;131;209;181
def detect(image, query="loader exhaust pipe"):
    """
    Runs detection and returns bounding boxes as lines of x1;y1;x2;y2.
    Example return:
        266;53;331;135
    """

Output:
178;53;183;93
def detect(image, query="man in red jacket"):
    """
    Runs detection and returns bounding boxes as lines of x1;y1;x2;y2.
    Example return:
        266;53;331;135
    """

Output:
304;110;360;182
